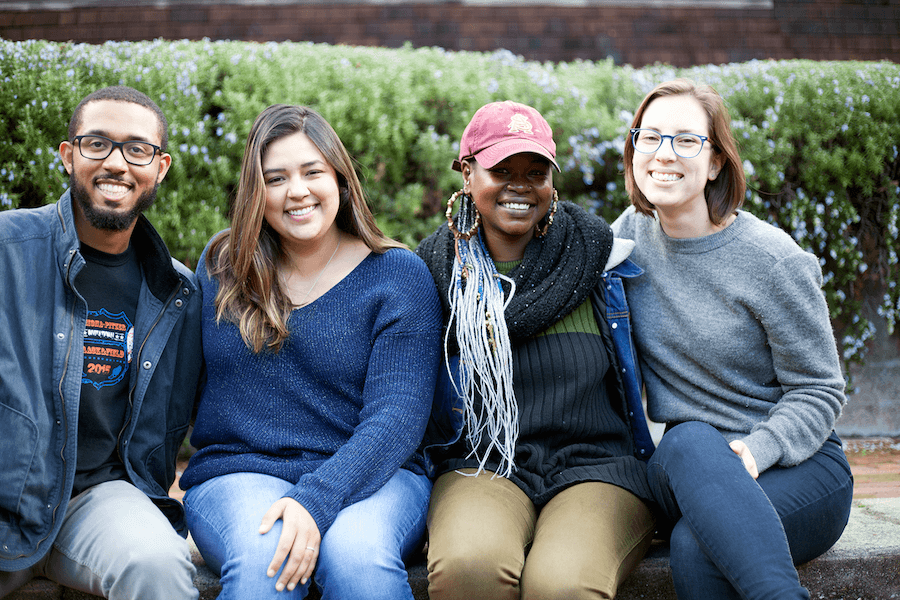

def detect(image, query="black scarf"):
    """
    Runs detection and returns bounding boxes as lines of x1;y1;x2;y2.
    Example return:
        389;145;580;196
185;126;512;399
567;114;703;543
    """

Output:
416;201;613;344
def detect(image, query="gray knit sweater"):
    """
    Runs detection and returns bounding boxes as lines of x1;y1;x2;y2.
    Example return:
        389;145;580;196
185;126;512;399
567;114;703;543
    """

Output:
611;207;846;474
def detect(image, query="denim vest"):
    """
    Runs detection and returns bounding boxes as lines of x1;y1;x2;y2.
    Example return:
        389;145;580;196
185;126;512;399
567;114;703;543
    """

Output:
421;256;655;478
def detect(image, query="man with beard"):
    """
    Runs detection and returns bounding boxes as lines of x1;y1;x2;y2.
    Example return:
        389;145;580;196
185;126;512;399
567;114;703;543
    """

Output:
0;86;203;600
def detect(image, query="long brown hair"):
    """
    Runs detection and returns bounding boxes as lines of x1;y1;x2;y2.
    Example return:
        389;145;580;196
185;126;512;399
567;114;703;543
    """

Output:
208;104;405;353
624;79;746;225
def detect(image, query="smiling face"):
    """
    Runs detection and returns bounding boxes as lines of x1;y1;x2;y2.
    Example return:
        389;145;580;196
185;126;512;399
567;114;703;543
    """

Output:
463;152;553;262
261;130;342;254
59;99;171;246
631;94;723;227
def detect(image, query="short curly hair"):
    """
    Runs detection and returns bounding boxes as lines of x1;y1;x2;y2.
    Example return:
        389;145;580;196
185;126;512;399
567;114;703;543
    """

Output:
68;86;168;150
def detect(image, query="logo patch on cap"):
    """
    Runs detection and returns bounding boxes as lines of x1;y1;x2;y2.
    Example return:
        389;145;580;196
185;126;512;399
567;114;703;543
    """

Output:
508;114;534;136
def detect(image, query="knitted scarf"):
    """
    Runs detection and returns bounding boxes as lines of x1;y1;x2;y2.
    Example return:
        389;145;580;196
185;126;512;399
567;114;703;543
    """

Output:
416;200;613;476
417;201;613;343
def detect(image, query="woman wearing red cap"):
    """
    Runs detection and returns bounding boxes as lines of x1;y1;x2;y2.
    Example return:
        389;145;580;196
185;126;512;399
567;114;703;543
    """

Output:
415;101;657;599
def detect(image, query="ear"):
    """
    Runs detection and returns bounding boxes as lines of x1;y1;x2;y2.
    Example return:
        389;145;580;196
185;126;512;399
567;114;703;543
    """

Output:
708;153;725;181
461;161;472;192
155;152;172;184
59;141;74;175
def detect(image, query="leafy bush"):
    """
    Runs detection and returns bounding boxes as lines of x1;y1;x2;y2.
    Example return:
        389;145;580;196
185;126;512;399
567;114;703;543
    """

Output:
1;39;898;368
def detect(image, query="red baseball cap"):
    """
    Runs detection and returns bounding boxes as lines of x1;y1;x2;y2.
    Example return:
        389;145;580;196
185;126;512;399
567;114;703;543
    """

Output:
452;101;559;172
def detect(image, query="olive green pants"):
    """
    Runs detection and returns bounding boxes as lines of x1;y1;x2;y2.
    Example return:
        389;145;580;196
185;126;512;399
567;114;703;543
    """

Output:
426;469;655;600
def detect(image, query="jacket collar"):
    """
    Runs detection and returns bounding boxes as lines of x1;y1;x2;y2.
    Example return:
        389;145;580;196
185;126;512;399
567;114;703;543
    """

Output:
604;238;634;272
55;190;183;302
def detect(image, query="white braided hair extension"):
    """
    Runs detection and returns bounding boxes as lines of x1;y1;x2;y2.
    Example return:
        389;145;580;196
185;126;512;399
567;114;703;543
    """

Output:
446;194;518;478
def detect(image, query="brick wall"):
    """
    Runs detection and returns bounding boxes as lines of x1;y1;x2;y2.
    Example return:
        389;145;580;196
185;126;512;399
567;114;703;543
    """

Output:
1;0;898;66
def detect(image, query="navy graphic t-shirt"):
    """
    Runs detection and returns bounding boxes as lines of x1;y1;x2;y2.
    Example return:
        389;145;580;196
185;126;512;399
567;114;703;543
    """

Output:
72;242;142;495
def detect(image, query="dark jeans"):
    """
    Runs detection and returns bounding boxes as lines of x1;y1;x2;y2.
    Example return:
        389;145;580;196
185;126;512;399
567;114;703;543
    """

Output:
648;422;853;600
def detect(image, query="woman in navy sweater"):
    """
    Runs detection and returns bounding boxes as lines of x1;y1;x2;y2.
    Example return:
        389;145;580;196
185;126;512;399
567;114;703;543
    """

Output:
180;105;442;600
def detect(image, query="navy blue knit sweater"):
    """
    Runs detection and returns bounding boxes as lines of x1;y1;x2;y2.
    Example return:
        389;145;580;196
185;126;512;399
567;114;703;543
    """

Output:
181;246;443;536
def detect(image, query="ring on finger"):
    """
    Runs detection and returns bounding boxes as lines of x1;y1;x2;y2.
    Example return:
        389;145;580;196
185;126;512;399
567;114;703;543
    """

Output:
305;546;316;551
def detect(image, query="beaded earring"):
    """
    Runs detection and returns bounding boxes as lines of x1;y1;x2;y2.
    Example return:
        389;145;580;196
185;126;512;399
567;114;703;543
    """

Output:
445;189;481;240
534;188;559;238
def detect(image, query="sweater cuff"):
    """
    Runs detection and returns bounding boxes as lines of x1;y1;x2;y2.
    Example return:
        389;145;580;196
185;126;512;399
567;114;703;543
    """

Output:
285;489;337;539
741;429;782;474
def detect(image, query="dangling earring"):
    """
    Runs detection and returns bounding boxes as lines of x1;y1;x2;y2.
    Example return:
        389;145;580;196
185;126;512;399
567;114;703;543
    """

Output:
446;189;481;240
534;189;558;238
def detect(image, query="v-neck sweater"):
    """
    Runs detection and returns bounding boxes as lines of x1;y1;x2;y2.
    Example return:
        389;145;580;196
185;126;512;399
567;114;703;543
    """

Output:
181;247;443;536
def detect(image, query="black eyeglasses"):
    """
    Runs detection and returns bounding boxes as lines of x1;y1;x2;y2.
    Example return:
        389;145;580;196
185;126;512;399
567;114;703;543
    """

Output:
630;128;710;159
73;134;161;166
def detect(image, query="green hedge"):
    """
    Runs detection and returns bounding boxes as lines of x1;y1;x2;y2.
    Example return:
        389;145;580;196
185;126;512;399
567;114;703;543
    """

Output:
1;39;898;370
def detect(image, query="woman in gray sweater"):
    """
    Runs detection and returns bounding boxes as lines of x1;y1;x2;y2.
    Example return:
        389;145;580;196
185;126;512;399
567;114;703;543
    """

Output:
612;79;853;600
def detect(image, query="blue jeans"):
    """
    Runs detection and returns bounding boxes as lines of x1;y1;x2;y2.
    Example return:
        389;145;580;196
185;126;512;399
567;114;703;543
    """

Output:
0;480;197;600
184;468;430;600
648;422;853;600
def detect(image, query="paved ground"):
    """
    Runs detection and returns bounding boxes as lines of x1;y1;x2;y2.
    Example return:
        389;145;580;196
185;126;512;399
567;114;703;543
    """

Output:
844;437;900;499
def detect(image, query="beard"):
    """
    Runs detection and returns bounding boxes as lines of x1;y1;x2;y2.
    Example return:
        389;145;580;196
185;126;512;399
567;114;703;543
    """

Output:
70;173;159;232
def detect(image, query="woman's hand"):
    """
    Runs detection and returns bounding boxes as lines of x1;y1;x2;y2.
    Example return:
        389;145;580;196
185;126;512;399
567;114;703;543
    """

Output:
729;440;759;479
259;497;321;592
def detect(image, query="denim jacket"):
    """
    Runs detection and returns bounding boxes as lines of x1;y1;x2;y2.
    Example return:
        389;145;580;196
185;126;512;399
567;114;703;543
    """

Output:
422;239;655;478
0;192;204;571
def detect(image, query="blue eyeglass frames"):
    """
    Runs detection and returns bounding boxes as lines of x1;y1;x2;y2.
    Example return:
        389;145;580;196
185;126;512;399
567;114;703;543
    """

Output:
630;128;710;159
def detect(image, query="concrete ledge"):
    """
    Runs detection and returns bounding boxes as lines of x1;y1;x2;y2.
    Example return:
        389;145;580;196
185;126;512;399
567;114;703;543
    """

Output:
8;499;900;600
